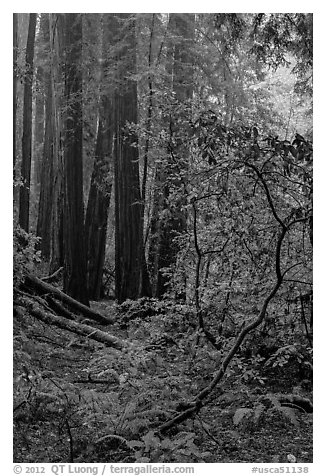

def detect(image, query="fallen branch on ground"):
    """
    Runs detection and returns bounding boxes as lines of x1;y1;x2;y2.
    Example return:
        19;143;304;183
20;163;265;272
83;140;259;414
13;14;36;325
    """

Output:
279;394;313;413
25;274;114;325
22;299;123;349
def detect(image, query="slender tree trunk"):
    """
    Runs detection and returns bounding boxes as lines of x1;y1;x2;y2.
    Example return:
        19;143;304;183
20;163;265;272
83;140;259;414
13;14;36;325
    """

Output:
148;167;163;297
19;13;37;232
113;14;150;303
138;14;156;299
62;13;89;305
13;13;18;179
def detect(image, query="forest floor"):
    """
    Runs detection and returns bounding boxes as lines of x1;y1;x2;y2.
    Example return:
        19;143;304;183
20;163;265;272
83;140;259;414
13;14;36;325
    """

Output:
13;299;313;464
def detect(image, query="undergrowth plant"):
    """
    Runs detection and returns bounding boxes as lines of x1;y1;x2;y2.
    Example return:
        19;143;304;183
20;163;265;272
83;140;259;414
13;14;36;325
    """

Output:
13;225;41;286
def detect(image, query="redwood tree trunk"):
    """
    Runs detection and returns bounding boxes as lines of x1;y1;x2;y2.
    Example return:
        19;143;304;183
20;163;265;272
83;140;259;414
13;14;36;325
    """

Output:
37;78;54;258
34;93;45;185
113;14;150;303
36;14;64;270
84;15;115;301
85;97;112;300
49;13;64;275
13;13;18;178
33;50;45;186
36;14;53;258
62;13;89;305
19;13;37;232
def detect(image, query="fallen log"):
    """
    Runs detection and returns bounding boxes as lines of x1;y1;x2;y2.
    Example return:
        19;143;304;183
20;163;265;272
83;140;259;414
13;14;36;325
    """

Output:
46;296;76;321
25;274;114;325
27;303;123;350
279;394;313;413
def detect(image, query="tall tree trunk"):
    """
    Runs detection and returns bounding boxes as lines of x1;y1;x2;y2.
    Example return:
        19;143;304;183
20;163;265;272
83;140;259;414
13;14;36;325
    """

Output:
19;13;37;232
85;98;113;300
138;14;155;299
13;13;18;179
36;14;64;269
36;14;53;258
32;14;48;191
62;13;89;305
37;79;54;258
84;15;114;301
48;14;64;274
148;13;194;299
33;67;45;185
113;14;150;303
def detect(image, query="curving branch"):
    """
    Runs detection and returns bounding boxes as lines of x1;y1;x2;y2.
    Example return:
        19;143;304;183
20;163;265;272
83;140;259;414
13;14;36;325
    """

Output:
192;200;222;349
246;162;286;230
158;226;287;434
158;156;294;434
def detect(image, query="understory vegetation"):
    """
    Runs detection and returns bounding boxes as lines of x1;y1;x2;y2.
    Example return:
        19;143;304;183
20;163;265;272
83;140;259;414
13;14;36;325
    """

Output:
14;294;312;463
14;259;312;462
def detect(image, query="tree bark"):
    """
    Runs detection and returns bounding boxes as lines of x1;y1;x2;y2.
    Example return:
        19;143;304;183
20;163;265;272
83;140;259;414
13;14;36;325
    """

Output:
62;13;89;305
85;99;112;300
36;14;64;268
138;14;156;299
36;75;54;258
84;15;114;300
33;15;47;187
113;14;151;303
33;79;45;186
19;13;37;232
48;14;64;274
13;13;18;178
36;15;53;258
85;104;112;300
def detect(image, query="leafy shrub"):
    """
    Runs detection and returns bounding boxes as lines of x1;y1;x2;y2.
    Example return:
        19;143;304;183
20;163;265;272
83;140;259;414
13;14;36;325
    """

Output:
233;394;300;433
226;355;267;386
13;225;41;286
265;344;301;368
264;343;312;381
128;430;209;463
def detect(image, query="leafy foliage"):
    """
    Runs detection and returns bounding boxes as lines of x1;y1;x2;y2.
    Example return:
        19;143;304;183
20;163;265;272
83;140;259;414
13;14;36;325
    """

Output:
13;225;41;286
233;394;300;433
